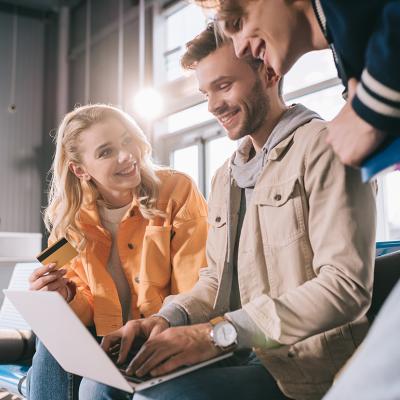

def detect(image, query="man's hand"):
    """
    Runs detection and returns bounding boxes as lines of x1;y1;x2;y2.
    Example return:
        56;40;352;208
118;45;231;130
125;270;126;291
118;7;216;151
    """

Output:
326;78;386;167
101;316;169;365
125;324;222;378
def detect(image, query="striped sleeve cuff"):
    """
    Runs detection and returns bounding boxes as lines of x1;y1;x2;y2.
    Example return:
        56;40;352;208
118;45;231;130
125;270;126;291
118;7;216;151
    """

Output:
225;308;281;350
353;69;400;135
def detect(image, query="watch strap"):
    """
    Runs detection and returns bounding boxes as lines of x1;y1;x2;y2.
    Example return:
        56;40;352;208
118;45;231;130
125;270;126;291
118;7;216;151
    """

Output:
209;316;225;326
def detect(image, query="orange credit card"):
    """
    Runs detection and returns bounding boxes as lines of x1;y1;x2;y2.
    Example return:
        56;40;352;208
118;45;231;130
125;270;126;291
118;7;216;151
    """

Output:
36;237;78;269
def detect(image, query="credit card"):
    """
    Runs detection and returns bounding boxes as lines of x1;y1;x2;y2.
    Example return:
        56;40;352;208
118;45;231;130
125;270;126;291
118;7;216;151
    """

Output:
36;237;78;269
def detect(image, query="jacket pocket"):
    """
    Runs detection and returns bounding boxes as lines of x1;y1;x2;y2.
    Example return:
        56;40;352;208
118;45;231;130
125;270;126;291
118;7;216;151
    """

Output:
254;177;305;247
139;225;172;287
207;206;227;228
255;345;307;383
207;205;228;270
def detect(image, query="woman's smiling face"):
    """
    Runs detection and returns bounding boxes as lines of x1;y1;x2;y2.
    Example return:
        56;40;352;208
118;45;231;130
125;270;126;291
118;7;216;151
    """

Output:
73;117;142;201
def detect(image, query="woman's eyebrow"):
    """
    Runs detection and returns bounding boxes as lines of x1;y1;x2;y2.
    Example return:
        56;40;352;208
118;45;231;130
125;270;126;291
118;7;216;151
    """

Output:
95;142;111;153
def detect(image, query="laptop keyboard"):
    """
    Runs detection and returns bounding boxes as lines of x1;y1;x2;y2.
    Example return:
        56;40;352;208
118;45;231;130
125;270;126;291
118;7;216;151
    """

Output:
108;339;153;383
117;367;152;383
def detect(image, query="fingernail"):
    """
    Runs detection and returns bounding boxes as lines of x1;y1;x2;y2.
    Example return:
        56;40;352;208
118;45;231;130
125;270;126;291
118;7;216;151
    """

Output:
136;368;143;377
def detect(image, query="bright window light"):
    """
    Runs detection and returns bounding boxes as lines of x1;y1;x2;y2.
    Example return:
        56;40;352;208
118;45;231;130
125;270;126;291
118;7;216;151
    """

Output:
165;102;213;133
289;84;345;121
133;88;164;120
284;50;337;93
171;144;199;185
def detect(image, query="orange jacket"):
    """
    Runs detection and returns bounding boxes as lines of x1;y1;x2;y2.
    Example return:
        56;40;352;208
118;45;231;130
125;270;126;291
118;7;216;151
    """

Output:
63;170;208;336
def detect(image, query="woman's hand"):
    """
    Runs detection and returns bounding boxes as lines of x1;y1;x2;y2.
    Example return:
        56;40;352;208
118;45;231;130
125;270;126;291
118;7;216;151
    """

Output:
101;316;170;365
29;263;74;302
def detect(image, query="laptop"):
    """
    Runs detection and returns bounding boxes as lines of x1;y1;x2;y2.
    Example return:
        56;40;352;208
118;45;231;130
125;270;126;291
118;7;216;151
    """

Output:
3;290;233;393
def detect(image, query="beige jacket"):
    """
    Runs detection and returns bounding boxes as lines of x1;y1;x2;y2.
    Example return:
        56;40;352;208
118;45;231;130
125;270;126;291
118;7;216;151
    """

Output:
166;119;376;400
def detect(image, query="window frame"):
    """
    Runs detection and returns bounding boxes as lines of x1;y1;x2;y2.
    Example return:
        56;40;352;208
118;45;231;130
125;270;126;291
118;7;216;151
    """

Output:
155;116;227;195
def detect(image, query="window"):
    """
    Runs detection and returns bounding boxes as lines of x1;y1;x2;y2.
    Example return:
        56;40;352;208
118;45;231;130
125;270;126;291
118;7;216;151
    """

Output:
377;171;400;241
289;85;345;121
284;50;344;122
154;1;207;84
163;102;213;134
171;144;200;186
164;5;204;82
283;50;338;93
205;136;238;198
169;133;238;197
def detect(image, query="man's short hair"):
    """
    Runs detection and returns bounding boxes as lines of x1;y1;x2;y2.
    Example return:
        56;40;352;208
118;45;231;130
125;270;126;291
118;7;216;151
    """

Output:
181;23;228;70
181;22;284;98
181;22;262;71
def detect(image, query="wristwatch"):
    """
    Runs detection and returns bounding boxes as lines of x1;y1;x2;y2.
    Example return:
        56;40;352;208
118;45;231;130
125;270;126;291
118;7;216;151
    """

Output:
209;316;238;351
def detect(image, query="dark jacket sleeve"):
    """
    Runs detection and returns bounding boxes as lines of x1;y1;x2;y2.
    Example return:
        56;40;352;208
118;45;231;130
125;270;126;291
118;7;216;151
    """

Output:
352;2;400;135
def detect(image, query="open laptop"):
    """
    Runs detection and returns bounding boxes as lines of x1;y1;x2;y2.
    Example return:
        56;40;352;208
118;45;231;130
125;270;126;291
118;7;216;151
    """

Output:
3;290;233;393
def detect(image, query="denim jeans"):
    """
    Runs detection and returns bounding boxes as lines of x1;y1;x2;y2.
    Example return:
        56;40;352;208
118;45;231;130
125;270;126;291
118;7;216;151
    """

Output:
26;327;99;400
79;351;288;400
26;339;81;400
323;279;400;400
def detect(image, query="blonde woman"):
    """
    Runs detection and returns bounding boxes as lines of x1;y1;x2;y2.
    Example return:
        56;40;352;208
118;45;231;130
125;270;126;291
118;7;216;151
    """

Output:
26;104;208;400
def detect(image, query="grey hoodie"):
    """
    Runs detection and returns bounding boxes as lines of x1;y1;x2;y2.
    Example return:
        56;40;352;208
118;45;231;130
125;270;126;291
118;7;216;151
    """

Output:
231;103;321;204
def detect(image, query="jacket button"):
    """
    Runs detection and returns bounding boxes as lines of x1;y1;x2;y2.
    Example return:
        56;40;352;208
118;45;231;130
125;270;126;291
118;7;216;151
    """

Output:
128;243;134;250
215;216;221;223
287;350;295;358
274;194;282;201
134;276;140;283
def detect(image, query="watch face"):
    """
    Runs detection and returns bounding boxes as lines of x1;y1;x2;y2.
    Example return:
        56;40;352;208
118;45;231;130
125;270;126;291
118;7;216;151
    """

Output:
214;322;237;347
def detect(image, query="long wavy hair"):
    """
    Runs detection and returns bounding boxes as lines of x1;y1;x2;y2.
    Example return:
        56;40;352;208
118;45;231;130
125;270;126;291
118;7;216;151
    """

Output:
44;104;165;245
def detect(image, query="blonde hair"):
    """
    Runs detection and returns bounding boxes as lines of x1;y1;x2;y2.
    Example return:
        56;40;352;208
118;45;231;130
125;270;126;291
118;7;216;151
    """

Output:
45;104;164;244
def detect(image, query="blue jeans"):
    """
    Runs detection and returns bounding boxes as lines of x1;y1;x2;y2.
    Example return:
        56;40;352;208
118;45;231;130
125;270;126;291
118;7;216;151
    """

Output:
79;352;288;400
26;339;81;400
324;279;400;400
26;327;99;400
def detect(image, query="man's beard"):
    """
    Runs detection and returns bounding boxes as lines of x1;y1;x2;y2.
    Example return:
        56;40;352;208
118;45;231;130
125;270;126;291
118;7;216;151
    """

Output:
235;76;270;139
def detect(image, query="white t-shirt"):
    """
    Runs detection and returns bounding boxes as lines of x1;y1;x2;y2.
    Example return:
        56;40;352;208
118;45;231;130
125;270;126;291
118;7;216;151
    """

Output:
98;202;132;323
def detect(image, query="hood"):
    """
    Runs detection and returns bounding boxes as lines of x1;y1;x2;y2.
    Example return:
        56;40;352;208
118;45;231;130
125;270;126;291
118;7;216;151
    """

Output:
231;104;321;190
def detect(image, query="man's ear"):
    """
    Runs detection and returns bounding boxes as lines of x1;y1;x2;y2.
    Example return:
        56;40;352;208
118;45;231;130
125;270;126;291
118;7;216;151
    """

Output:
264;66;281;89
69;162;91;181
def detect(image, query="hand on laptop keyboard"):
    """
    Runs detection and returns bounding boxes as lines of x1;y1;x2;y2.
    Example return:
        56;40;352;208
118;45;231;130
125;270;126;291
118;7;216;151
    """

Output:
101;317;169;367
